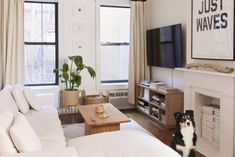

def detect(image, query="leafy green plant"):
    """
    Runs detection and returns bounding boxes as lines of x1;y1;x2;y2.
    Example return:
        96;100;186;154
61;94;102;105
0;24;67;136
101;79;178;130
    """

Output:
53;56;96;90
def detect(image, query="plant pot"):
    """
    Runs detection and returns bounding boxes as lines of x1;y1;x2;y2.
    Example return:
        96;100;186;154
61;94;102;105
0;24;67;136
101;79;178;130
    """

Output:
63;90;79;106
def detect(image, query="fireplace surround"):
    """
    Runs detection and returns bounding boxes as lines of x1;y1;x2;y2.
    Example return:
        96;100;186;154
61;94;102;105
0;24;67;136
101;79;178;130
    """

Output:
176;68;235;157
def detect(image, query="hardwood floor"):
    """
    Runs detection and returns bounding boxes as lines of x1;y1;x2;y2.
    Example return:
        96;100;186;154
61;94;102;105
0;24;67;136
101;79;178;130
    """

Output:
60;109;205;157
60;112;84;124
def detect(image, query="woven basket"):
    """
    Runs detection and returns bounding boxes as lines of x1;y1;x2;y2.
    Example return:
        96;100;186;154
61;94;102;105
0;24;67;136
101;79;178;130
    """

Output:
83;95;109;105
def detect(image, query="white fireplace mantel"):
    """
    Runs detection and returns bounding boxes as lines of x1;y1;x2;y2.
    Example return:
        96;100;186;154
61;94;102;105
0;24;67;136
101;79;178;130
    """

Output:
175;68;235;157
176;68;235;78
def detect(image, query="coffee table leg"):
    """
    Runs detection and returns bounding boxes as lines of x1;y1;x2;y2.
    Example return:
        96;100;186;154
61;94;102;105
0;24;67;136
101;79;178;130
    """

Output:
85;123;92;135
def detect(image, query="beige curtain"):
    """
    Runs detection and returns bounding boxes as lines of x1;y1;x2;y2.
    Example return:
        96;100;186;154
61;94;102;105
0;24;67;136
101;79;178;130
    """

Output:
128;1;150;105
0;0;24;89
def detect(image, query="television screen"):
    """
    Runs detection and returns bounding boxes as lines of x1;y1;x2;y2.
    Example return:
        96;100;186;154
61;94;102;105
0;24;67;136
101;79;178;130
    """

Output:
147;24;183;68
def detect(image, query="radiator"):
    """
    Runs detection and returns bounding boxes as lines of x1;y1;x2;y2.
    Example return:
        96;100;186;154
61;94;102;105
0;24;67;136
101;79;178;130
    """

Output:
59;105;80;115
108;90;135;110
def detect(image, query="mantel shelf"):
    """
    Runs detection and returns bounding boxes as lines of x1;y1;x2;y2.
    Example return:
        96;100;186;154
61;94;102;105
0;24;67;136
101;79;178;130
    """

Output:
175;68;235;78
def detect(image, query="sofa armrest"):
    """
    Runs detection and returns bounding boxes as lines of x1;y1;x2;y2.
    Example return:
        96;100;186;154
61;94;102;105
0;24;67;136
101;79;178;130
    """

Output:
2;147;77;157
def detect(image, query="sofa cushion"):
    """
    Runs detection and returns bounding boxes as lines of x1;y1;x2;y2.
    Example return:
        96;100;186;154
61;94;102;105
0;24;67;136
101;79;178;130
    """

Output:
10;113;42;152
0;88;19;115
24;87;41;111
0;110;17;154
25;105;66;150
40;139;67;150
0;109;14;130
25;105;58;120
12;85;29;114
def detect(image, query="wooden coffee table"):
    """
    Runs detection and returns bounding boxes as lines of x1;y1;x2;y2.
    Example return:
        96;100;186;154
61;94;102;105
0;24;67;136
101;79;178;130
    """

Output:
78;103;130;135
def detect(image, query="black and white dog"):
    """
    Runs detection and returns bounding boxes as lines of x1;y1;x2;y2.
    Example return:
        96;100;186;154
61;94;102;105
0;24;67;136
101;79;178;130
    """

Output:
171;110;197;157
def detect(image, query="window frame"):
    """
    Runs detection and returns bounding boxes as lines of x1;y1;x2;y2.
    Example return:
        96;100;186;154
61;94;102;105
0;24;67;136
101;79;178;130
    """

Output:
24;1;59;86
99;5;130;85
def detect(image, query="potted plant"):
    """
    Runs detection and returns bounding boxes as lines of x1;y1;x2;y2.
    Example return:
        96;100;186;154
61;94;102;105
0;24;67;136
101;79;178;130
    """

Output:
53;55;96;106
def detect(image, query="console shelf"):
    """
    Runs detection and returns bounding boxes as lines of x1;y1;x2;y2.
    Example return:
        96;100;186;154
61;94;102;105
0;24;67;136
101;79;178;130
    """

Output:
136;84;184;128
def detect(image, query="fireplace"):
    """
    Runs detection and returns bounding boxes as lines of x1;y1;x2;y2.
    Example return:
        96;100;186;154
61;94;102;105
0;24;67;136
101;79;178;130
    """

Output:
176;68;235;157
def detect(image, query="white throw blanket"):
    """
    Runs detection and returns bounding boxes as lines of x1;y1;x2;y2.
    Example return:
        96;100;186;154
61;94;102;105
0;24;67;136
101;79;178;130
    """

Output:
68;130;181;157
63;118;152;141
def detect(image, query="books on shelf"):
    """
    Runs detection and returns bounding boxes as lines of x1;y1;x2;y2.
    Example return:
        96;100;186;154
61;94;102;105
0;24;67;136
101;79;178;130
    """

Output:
151;95;165;107
140;80;166;89
151;100;161;106
143;89;149;101
157;86;178;92
161;114;166;123
152;95;165;102
151;107;159;119
161;102;166;108
138;100;145;107
140;80;180;93
140;80;152;87
137;100;149;109
149;82;166;89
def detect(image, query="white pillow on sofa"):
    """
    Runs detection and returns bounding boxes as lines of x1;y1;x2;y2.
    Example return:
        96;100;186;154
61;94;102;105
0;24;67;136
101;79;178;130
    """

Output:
0;109;14;130
12;84;29;114
0;88;19;115
0;110;17;154
0;128;17;154
4;85;13;92
10;113;42;152
24;87;41;111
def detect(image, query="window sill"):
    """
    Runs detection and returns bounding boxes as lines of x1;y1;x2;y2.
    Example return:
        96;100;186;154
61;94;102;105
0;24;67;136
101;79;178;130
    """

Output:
28;85;60;91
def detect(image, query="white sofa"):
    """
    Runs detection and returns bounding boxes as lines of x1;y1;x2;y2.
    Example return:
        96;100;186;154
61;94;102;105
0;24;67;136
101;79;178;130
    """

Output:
0;86;180;157
0;87;77;157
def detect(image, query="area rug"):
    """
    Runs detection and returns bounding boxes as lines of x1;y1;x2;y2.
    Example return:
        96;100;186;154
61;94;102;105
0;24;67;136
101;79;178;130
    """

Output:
63;118;152;141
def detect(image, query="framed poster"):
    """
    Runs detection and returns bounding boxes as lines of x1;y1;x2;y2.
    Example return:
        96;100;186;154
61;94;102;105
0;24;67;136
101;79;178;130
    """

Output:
191;0;235;60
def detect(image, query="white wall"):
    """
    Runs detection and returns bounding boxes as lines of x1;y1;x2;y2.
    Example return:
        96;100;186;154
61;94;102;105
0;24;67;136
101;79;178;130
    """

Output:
33;0;97;108
59;0;97;94
186;0;235;68
147;0;187;91
59;0;131;94
147;0;235;91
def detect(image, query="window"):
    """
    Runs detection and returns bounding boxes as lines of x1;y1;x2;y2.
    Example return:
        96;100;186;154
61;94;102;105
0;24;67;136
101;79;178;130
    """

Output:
100;5;130;84
24;1;58;85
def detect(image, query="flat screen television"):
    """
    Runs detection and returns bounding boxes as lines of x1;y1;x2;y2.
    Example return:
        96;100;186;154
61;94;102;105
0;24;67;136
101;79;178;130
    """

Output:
147;24;183;68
